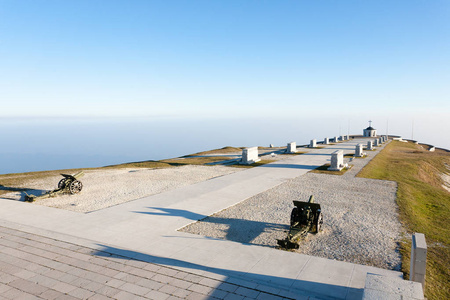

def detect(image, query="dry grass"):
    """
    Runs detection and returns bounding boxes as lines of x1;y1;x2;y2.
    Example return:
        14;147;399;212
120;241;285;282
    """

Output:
309;164;352;175
184;146;242;156
357;141;450;300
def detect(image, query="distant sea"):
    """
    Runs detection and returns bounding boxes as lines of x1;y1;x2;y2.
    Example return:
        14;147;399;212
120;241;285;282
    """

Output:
1;116;448;175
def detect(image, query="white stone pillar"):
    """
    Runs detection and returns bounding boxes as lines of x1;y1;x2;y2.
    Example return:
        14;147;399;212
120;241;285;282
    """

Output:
410;233;427;290
310;139;317;148
324;137;329;145
240;147;261;165
328;150;344;171
367;140;374;151
286;142;297;153
355;144;364;157
374;139;379;147
335;136;339;143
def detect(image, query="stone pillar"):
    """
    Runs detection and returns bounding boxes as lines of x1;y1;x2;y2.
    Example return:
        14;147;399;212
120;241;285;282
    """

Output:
328;150;344;171
410;233;427;290
240;147;261;165
379;137;383;144
367;140;374;151
324;137;329;145
374;139;379;147
355;144;364;157
286;142;297;153
335;136;339;143
310;139;317;148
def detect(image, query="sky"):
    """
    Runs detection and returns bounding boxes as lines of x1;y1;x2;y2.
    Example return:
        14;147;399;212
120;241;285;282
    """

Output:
1;1;450;149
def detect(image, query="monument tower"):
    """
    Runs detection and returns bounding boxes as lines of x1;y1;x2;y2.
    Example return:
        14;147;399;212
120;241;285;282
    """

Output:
363;120;377;137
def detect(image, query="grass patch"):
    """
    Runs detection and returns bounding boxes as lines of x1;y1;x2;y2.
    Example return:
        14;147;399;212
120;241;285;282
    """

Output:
309;164;351;175
161;156;233;165
286;151;307;155
228;159;274;168
104;160;172;169
357;141;450;300
184;146;242;156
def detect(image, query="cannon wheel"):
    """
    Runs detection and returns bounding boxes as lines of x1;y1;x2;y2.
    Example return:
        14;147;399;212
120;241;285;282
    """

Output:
315;212;323;233
58;178;67;189
69;180;83;194
290;207;299;226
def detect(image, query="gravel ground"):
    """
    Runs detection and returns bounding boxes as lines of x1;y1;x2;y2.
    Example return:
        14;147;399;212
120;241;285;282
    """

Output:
180;143;404;270
1;165;241;213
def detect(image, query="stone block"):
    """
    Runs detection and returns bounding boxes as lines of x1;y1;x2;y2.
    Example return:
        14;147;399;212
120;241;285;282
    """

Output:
240;147;261;165
324;137;329;145
310;139;317;148
410;233;427;289
328;150;344;171
367;140;374;151
334;136;339;143
355;144;364;157
363;273;424;300
286;142;296;153
374;139;379;147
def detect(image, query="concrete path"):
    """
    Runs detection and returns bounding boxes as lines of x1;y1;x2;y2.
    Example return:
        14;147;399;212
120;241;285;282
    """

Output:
0;139;402;299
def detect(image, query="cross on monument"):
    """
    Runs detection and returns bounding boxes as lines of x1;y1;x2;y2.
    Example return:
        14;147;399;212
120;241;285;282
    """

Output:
369;120;372;127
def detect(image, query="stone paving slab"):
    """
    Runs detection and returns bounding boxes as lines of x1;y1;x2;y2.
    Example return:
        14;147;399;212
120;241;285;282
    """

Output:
0;221;298;300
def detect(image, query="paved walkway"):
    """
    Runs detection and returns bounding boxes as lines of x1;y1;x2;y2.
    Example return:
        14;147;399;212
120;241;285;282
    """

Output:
0;139;402;299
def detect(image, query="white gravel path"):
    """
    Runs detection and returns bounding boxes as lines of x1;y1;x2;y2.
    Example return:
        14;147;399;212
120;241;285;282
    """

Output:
1;165;241;213
180;144;404;270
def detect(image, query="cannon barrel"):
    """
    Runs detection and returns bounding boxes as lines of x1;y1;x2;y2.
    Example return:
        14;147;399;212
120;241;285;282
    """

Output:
61;171;84;180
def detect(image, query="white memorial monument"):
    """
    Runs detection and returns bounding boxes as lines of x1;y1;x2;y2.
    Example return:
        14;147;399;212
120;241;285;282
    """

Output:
334;136;339;143
324;137;329;145
355;144;365;157
240;147;261;165
374;139;379;147
328;150;344;171
286;142;297;153
310;139;317;148
367;140;374;150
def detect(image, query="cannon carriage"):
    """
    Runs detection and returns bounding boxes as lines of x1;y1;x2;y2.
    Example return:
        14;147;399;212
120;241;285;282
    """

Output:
277;195;323;249
25;171;84;202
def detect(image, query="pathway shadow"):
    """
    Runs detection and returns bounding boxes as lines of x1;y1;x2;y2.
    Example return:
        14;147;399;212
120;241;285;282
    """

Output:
258;164;318;170
135;207;287;245
0;185;47;201
92;244;362;300
135;207;206;221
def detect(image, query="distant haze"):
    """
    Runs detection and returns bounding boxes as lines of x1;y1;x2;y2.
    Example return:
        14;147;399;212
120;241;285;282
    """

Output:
1;115;448;175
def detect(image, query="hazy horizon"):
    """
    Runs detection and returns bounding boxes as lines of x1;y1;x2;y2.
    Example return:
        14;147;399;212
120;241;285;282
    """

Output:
1;114;448;175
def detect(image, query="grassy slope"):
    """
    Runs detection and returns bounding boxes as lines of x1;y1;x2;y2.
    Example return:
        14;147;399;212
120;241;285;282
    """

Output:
357;141;450;300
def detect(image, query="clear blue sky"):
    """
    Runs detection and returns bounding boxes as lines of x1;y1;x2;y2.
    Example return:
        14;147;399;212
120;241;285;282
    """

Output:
1;0;449;119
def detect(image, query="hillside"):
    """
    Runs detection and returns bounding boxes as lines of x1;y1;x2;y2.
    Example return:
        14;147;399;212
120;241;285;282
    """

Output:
357;141;450;300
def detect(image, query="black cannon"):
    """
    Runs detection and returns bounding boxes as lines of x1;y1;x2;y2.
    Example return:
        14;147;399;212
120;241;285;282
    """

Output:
25;171;84;202
277;195;323;249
